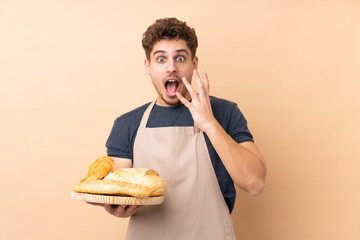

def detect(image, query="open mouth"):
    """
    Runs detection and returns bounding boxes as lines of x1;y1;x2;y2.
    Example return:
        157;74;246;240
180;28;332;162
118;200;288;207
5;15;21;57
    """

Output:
164;78;180;96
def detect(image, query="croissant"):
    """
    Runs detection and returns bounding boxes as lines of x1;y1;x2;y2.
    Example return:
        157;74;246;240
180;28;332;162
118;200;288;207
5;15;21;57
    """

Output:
80;156;114;183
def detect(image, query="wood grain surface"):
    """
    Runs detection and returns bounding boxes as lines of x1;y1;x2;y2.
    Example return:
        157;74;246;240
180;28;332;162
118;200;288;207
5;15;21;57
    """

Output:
71;192;164;205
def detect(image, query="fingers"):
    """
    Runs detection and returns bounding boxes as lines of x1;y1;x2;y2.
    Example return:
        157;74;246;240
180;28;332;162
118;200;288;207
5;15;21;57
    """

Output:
203;72;210;99
194;70;210;101
194;70;205;100
104;204;143;218
181;75;198;101
176;91;192;110
87;202;144;218
119;205;143;217
177;70;210;106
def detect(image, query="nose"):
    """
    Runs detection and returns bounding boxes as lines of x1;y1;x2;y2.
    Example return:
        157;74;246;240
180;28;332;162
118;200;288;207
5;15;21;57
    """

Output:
166;59;177;74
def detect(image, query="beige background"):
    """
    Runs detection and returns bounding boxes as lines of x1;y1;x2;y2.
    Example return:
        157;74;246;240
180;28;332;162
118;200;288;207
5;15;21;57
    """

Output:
1;0;359;239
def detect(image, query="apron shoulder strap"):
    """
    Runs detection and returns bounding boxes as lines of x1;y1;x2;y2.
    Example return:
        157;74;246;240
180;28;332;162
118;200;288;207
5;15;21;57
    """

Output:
139;101;156;128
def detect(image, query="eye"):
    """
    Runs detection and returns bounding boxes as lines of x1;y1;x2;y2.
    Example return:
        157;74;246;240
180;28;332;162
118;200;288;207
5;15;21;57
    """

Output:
176;56;185;62
157;57;165;63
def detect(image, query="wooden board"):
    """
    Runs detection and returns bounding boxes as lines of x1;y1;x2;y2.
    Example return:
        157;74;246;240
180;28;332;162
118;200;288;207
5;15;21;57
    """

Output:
71;191;164;205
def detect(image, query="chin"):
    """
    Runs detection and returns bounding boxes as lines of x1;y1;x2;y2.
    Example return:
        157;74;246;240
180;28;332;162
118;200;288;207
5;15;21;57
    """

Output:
165;99;181;106
161;95;181;106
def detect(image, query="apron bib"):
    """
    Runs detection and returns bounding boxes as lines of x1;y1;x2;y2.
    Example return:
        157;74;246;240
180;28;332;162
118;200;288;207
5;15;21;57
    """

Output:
126;101;236;240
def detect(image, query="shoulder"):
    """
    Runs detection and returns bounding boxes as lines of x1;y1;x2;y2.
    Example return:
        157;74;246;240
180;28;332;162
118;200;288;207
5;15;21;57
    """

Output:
114;102;151;126
210;96;238;117
210;96;237;107
210;96;249;131
106;102;151;158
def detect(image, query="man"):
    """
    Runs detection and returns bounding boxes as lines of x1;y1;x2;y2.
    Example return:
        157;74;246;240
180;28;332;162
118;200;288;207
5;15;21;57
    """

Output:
94;18;266;239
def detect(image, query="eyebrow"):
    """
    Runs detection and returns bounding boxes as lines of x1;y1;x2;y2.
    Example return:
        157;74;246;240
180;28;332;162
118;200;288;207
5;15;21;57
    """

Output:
153;49;189;57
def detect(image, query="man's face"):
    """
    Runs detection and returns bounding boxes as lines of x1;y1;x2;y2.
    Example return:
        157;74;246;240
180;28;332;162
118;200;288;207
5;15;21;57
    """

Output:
145;39;198;106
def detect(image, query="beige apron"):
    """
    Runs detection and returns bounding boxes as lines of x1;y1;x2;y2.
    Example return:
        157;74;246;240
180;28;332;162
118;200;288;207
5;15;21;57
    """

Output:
126;101;236;240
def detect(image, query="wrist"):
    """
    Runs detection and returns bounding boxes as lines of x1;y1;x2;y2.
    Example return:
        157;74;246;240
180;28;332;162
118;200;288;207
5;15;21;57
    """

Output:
202;117;221;136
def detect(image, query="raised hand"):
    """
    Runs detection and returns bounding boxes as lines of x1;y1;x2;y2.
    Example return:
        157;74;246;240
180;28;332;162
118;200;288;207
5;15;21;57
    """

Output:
176;69;216;133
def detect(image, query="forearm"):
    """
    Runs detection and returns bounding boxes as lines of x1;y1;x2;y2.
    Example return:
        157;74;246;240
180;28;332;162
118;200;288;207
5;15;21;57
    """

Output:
204;119;266;196
110;157;132;170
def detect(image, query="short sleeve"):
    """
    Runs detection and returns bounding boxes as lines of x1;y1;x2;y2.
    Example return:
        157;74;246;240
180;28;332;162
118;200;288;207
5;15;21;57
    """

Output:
227;104;254;143
105;117;132;159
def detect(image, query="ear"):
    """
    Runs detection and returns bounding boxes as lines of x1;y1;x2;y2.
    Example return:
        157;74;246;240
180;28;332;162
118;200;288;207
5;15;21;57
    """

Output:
193;56;199;70
144;58;150;75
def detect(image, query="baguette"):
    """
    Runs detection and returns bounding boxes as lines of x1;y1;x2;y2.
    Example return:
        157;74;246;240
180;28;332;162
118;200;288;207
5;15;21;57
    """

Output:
73;179;153;197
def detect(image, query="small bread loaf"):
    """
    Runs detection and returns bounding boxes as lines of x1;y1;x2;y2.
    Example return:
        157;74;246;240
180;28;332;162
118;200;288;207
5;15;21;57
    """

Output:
105;168;167;197
73;157;166;197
